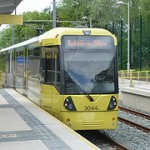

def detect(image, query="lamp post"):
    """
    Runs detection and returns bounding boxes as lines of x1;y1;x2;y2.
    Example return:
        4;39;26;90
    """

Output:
117;0;130;71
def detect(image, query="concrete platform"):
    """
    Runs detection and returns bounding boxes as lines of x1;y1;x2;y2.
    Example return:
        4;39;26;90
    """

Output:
0;89;100;150
119;80;150;113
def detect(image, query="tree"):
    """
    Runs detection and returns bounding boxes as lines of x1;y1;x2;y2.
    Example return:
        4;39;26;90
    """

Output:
0;0;150;70
0;11;52;49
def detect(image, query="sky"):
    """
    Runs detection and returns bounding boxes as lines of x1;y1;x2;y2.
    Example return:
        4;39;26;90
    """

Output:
0;0;61;30
14;0;53;14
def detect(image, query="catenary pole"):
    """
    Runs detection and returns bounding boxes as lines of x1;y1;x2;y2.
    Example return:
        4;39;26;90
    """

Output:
53;0;56;28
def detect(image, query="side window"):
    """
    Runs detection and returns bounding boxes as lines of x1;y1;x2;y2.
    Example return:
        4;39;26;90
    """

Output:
54;52;60;90
28;48;40;79
45;53;52;83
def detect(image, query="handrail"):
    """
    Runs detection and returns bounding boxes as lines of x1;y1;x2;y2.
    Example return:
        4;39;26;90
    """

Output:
118;70;150;86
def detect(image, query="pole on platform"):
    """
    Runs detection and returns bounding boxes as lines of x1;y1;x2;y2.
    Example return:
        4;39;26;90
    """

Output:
53;0;56;28
120;19;123;70
10;9;16;75
139;14;142;71
117;1;130;71
127;1;130;71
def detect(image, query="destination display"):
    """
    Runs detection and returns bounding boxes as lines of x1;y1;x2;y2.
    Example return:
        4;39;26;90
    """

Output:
63;36;113;50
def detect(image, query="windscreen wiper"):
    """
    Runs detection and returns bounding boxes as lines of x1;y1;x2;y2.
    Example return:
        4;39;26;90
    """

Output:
65;71;94;102
84;92;94;102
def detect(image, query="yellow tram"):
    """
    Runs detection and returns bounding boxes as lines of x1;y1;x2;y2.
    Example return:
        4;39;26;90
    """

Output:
0;27;118;130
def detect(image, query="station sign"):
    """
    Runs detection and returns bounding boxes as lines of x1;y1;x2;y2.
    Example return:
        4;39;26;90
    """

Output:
0;14;23;25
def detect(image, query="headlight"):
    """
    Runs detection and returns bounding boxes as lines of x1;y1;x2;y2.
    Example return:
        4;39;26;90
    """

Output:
64;96;77;111
107;96;117;110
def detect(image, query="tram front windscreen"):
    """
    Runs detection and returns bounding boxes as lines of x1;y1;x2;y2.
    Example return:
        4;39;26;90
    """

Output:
61;35;117;94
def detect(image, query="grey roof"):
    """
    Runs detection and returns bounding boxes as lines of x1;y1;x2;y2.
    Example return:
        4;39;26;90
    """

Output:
0;0;22;14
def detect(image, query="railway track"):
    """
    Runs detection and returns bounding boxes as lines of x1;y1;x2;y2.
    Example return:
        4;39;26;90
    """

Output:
78;130;130;150
119;106;150;133
100;133;130;150
78;107;150;149
119;106;150;120
118;116;150;133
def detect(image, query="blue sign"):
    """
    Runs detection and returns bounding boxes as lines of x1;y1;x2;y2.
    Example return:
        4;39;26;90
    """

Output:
17;56;25;64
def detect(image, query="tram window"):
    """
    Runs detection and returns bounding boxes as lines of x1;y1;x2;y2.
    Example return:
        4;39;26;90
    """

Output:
54;52;60;91
45;53;52;83
28;48;40;79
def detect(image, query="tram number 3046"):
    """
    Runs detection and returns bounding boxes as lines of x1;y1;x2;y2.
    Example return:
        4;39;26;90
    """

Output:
84;106;99;111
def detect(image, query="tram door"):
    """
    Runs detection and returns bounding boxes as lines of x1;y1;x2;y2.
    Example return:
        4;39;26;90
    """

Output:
42;47;61;114
42;52;53;112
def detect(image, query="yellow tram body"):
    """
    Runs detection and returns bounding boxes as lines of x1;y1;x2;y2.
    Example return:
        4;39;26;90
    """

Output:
0;28;118;130
42;85;118;130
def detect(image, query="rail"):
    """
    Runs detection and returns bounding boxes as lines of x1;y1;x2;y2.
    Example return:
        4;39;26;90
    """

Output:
78;130;130;150
119;106;150;120
118;116;150;133
119;106;150;133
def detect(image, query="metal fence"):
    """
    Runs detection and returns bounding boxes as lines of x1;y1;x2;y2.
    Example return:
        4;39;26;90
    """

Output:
118;70;150;86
